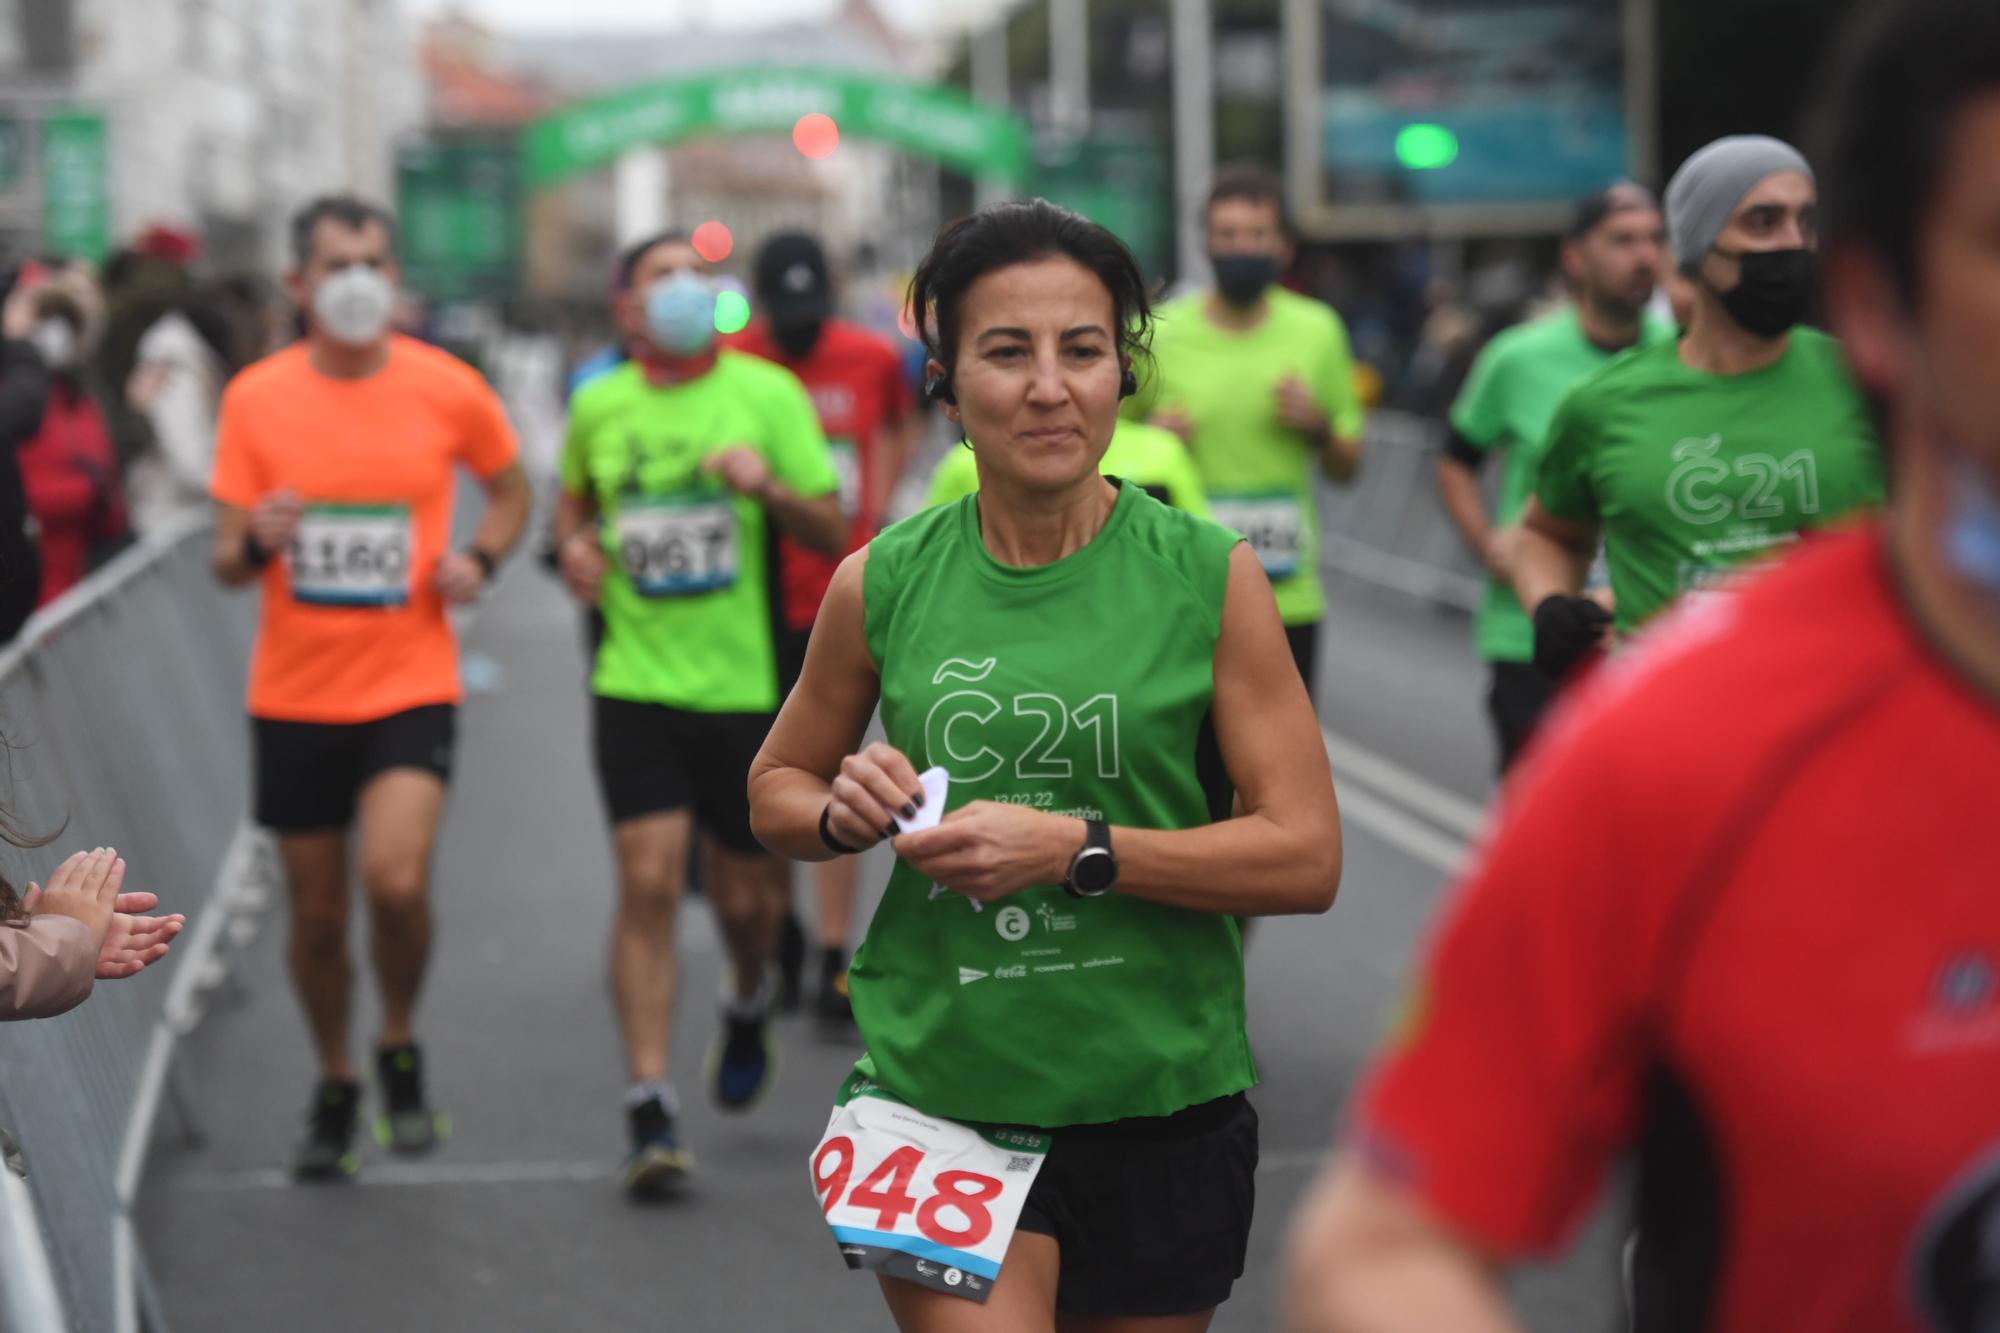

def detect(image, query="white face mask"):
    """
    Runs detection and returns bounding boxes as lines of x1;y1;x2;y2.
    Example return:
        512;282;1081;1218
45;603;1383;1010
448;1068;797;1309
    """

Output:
312;265;396;347
28;320;75;369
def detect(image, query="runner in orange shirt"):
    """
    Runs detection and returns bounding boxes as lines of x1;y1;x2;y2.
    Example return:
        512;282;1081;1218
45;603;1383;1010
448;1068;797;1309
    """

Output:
210;196;530;1180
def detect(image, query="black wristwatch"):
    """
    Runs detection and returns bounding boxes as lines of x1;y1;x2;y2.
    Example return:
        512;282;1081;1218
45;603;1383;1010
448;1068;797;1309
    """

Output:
465;547;499;583
1062;819;1117;898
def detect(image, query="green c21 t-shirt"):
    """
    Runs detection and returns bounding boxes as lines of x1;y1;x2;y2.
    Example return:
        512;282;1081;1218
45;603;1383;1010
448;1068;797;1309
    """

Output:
853;481;1254;1128
1536;327;1885;635
1450;306;1675;662
923;419;1211;518
1125;287;1363;627
559;351;837;712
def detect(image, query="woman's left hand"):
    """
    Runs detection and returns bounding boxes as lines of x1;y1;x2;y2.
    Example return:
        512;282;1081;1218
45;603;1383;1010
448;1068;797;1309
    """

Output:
892;802;1079;902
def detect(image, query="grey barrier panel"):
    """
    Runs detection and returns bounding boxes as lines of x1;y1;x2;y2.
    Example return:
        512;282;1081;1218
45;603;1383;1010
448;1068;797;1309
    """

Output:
0;525;256;1333
1318;410;1489;613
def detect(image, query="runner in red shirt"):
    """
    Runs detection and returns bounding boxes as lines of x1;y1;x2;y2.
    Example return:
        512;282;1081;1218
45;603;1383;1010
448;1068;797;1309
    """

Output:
725;231;916;1026
1286;3;2000;1329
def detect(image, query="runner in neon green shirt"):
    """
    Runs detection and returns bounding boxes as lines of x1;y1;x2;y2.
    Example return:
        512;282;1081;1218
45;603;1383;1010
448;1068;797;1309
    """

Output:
1515;138;1885;684
924;418;1210;516
1437;183;1675;771
551;229;843;1199
748;200;1338;1324
1125;166;1363;701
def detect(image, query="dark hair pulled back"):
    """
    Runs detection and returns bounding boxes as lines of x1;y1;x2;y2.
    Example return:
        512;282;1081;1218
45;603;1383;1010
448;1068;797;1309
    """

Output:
908;199;1152;385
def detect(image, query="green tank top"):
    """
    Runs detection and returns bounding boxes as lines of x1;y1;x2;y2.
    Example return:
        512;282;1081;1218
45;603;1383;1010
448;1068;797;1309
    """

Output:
852;479;1256;1127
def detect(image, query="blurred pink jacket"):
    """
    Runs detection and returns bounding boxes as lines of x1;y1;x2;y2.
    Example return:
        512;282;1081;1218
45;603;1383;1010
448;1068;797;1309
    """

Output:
0;917;94;1020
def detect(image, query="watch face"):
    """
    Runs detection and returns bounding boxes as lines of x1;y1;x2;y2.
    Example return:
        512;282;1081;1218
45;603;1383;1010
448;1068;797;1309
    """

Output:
1072;847;1117;895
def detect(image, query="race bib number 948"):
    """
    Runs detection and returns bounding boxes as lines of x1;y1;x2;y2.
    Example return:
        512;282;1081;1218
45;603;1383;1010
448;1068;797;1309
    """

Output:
289;503;413;608
810;1076;1047;1302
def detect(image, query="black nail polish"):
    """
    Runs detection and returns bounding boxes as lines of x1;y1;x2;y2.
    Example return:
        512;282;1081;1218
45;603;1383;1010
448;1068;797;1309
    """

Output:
911;791;926;808
884;820;902;838
900;803;917;820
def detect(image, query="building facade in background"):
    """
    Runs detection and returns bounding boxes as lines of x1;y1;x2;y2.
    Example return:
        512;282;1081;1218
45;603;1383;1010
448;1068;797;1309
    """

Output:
0;0;421;269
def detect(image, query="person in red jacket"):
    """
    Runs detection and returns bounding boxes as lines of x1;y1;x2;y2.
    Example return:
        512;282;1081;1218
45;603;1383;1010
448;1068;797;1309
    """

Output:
19;287;129;606
724;231;917;1024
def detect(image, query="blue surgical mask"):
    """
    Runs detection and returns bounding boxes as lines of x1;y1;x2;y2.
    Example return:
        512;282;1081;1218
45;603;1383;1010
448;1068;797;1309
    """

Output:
643;271;717;356
1944;459;2000;599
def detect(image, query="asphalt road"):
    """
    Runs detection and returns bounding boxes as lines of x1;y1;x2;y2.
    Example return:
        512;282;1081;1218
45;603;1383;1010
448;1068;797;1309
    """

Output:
136;550;1628;1331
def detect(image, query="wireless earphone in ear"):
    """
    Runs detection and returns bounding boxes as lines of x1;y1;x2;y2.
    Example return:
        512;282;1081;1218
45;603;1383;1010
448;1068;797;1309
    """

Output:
924;371;957;406
1119;367;1139;399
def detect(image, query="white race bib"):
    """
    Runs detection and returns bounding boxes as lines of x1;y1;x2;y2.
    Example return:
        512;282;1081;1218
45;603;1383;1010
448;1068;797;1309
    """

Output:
615;496;738;598
289;503;413;608
1211;493;1304;580
810;1077;1047;1303
828;438;861;522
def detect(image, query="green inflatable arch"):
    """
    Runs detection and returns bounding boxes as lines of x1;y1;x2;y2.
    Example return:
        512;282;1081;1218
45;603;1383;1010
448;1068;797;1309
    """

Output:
521;67;1031;190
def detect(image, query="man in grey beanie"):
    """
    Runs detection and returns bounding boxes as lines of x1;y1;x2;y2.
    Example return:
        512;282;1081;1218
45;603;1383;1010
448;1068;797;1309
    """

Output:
1504;132;1885;684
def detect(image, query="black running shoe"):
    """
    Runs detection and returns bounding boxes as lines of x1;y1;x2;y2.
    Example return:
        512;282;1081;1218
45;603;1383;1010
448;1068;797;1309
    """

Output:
707;1011;778;1111
373;1044;447;1156
776;911;807;1014
622;1097;693;1200
293;1079;362;1182
815;948;853;1028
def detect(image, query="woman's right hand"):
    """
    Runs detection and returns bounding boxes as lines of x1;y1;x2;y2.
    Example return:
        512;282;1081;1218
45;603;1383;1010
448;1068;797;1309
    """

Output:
827;742;927;850
558;530;608;606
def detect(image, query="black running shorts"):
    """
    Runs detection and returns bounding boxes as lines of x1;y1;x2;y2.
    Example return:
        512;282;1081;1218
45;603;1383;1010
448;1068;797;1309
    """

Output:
590;695;775;854
1285;620;1320;703
252;704;457;833
1014;1093;1258;1317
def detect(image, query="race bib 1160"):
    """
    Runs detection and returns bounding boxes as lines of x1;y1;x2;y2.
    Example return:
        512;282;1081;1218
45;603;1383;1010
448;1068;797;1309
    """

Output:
289;503;413;608
810;1075;1048;1303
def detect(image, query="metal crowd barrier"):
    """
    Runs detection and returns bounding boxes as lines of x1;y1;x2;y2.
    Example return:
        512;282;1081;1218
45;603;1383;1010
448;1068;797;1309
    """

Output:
0;521;260;1333
1318;409;1486;612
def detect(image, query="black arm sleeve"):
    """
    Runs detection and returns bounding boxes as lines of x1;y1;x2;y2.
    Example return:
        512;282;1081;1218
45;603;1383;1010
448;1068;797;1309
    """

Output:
0;341;49;448
1440;427;1488;472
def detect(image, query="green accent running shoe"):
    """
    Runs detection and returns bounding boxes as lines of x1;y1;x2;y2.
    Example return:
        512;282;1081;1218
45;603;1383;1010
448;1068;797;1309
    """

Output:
293;1079;362;1182
373;1044;448;1156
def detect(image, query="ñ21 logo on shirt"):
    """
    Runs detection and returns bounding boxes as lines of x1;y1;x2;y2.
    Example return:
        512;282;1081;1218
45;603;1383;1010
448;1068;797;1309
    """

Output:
1664;436;1823;526
925;658;1122;783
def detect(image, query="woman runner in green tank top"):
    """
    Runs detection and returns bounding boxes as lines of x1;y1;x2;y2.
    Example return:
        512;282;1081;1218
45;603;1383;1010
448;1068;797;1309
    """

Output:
749;202;1340;1332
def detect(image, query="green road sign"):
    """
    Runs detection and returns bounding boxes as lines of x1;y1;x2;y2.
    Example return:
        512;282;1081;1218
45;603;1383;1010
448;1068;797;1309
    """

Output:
522;68;1030;189
41;110;108;261
396;134;523;303
1032;128;1170;281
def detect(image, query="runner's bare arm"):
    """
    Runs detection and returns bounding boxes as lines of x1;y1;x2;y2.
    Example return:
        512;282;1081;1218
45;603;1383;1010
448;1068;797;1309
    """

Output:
1434;453;1501;577
891;543;1340;916
869;411;920;524
467;461;531;565
1284;1156;1521;1333
211;493;302;588
748;549;900;861
550;487;606;606
1510;496;1598;611
760;482;846;558
1319;432;1364;484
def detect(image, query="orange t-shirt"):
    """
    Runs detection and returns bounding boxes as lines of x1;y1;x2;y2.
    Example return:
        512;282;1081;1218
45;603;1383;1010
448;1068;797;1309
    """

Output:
210;336;519;723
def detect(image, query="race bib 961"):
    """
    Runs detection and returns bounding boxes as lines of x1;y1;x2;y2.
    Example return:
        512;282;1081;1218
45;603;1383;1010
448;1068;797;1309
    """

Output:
614;496;738;598
810;1074;1047;1303
289;503;413;608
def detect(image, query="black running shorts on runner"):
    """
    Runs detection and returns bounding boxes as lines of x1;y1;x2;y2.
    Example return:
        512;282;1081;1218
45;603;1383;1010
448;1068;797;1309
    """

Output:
775;625;812;700
1013;1093;1258;1317
590;695;774;854
1285;620;1320;703
252;704;457;833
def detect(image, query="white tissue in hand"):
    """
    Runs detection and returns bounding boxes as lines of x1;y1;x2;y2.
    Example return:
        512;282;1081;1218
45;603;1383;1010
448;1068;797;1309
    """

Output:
901;766;949;834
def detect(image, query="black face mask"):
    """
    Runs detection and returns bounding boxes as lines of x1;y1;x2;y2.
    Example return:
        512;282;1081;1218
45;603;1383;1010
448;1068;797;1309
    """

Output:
772;314;824;359
1712;247;1817;339
1210;253;1279;308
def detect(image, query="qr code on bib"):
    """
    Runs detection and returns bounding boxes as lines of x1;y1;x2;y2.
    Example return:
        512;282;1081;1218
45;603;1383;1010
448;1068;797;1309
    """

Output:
1005;1155;1038;1173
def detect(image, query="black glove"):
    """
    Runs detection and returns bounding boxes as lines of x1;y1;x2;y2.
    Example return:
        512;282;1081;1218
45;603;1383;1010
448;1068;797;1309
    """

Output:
1533;594;1613;680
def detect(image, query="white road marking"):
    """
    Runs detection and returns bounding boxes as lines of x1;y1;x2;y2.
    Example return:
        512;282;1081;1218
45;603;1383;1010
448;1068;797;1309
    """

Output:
1322;727;1488;842
1331;782;1469;877
175;1158;613;1192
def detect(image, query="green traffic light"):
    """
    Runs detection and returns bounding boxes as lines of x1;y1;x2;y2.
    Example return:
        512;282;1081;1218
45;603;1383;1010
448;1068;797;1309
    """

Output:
1395;124;1460;171
714;290;751;335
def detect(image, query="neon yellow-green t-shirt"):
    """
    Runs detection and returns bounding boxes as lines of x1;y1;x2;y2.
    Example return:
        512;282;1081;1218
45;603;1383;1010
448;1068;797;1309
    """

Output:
559;352;837;712
1127;287;1364;626
923;420;1210;517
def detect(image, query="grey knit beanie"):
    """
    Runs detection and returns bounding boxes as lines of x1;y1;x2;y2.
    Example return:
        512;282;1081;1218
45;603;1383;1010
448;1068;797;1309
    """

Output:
1664;135;1815;273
